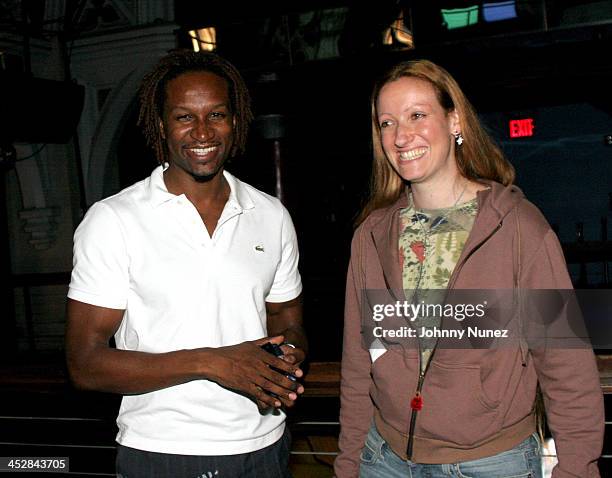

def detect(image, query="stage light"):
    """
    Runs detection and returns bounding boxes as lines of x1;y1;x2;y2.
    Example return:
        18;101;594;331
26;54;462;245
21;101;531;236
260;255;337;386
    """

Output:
441;5;479;30
383;10;414;49
483;1;518;22
189;28;217;52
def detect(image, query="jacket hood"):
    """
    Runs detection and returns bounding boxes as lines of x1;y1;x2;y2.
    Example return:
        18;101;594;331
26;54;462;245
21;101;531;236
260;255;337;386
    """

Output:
367;180;524;230
478;180;525;222
363;180;525;293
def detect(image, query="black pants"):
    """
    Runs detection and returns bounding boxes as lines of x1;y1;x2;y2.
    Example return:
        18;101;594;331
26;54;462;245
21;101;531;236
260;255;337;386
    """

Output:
116;428;292;478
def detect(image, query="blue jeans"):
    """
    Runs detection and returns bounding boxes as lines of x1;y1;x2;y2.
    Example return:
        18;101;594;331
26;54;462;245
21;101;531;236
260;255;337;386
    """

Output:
359;425;542;478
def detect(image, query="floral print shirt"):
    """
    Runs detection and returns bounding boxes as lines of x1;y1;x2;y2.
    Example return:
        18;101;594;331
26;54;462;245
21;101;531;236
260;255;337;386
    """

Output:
399;194;478;372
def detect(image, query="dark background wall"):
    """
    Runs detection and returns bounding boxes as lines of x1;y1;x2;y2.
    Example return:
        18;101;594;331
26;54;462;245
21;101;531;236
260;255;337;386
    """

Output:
1;1;611;361
1;2;611;476
111;5;612;360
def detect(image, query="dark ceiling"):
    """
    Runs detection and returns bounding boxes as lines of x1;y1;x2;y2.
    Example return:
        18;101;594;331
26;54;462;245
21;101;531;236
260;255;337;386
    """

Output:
174;0;612;107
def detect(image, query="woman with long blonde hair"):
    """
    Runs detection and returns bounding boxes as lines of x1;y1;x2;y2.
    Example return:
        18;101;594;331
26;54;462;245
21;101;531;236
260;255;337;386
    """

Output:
335;59;603;478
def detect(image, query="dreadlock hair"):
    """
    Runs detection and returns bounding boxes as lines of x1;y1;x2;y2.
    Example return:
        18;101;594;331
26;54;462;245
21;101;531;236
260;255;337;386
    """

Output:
137;49;253;166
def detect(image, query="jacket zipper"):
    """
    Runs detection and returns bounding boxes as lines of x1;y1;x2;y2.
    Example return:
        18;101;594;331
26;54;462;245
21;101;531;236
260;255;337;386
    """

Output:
406;222;502;460
406;343;437;459
406;370;424;459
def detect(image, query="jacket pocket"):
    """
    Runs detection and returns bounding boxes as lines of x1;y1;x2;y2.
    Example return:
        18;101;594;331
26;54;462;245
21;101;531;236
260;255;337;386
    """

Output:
370;349;418;424
417;361;500;446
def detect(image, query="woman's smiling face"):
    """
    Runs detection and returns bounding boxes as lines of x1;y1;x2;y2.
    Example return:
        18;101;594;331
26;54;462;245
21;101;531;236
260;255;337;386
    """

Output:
376;76;460;187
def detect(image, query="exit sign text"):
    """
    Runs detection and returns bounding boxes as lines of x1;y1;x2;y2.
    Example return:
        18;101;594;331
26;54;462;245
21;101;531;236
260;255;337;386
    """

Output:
509;118;535;138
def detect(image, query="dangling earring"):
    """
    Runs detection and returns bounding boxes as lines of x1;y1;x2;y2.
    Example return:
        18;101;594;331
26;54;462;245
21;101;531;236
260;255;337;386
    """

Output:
454;131;464;146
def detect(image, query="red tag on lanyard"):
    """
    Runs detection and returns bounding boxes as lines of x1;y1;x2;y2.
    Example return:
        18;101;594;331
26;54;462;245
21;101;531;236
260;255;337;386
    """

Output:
410;392;423;411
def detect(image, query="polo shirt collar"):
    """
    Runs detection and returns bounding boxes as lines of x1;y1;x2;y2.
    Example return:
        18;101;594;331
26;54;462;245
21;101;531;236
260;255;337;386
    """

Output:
223;170;255;212
146;164;255;211
147;165;174;207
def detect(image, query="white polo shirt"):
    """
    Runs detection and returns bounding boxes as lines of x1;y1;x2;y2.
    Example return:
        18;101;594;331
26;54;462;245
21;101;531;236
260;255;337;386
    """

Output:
68;165;302;455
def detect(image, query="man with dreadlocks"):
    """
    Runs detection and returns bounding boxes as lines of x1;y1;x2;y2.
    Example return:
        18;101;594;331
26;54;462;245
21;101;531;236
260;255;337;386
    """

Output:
65;50;306;477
